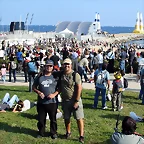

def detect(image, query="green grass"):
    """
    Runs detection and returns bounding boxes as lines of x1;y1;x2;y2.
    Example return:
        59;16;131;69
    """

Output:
0;86;144;144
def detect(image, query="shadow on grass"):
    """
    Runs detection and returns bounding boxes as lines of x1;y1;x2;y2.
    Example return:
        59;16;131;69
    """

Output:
82;97;94;100
0;87;28;92
123;95;138;100
100;113;125;120
0;122;37;137
83;103;93;109
124;101;141;105
20;113;38;120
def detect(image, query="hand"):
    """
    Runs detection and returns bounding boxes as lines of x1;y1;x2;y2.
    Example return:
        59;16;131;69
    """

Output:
39;92;45;99
47;94;55;99
73;102;79;110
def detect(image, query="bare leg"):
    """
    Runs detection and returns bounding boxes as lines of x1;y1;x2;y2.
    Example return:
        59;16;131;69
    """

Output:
77;118;84;136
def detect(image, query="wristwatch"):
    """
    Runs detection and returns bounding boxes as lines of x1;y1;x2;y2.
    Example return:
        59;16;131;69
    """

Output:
75;99;79;102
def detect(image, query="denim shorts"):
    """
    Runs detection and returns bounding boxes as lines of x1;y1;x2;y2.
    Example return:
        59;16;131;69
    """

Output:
61;98;84;120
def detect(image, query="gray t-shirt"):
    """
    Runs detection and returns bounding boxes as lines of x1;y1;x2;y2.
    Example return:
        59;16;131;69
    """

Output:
0;104;10;111
34;75;57;104
111;132;144;144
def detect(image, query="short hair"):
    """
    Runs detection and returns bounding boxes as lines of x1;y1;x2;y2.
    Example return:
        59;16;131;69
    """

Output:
122;116;137;135
102;62;108;70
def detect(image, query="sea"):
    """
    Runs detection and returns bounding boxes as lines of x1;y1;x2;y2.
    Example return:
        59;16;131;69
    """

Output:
0;25;144;45
0;25;136;33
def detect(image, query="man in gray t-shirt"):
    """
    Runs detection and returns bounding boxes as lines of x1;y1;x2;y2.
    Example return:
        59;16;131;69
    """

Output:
33;60;59;139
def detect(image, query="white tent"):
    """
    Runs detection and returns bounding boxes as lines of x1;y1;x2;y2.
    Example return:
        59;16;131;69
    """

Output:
59;28;74;35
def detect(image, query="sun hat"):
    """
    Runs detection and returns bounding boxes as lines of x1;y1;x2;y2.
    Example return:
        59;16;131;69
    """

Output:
63;58;72;64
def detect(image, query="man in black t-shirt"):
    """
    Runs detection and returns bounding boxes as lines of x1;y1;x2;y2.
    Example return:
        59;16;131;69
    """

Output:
33;60;59;139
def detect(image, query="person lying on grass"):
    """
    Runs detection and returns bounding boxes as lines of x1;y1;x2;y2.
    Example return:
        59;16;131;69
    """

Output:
0;93;20;112
0;93;35;113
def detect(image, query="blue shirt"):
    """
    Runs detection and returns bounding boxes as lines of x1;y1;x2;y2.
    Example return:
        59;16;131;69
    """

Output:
94;69;110;89
16;51;23;61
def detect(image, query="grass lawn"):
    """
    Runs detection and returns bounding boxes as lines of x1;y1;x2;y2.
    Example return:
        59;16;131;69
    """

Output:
0;86;144;144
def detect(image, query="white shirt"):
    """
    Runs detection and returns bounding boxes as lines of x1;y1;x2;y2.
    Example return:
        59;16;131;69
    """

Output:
97;53;103;64
21;100;31;112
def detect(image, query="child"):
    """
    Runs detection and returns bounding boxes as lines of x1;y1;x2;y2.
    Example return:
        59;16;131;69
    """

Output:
112;71;123;111
1;64;6;82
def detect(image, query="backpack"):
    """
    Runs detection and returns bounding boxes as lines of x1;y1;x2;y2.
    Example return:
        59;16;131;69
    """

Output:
27;61;38;74
124;78;128;88
11;61;17;69
113;80;123;93
96;70;107;85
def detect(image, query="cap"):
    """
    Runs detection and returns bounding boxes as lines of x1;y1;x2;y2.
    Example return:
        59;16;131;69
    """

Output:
63;58;72;64
45;60;54;65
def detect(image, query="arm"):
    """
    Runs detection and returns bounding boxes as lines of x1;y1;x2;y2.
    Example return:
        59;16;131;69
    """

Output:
73;83;82;110
32;84;45;98
106;72;110;90
8;63;10;71
32;81;45;99
12;104;19;113
107;80;110;90
86;65;91;73
74;83;82;101
47;90;61;99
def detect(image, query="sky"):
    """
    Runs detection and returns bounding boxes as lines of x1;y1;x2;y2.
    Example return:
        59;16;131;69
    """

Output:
0;0;144;26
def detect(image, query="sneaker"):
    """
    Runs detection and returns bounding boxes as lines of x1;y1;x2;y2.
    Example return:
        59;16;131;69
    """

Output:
51;134;58;139
65;132;71;139
102;106;108;110
79;136;84;143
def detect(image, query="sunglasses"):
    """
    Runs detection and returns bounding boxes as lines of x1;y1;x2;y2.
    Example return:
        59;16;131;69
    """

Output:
45;65;53;67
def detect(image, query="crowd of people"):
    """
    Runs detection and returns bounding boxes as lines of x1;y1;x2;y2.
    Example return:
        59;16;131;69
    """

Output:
0;37;144;143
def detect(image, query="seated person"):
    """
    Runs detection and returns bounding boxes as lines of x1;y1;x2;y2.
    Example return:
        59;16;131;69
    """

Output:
111;116;144;144
0;93;19;112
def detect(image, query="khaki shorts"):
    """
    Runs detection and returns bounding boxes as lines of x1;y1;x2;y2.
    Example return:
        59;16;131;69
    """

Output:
61;98;84;120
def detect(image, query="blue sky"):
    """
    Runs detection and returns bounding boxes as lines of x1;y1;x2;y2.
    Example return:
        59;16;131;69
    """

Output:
0;0;144;26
